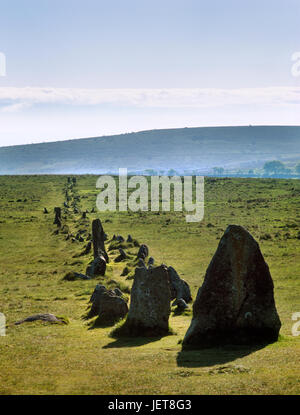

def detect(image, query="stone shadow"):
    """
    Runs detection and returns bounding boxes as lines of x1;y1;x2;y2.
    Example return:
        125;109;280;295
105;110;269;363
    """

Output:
103;336;164;349
177;342;268;368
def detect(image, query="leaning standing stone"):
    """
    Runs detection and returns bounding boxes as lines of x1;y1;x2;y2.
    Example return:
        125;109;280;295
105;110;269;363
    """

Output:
183;225;281;348
168;266;192;303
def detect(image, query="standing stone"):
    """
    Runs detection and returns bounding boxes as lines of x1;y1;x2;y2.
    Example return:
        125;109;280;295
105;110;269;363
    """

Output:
15;313;68;325
183;225;281;348
168;267;192;303
92;218;109;263
137;258;147;269
127;235;133;242
53;207;61;226
86;255;106;277
88;284;108;317
88;284;128;322
137;244;149;259
119;265;171;336
114;248;127;262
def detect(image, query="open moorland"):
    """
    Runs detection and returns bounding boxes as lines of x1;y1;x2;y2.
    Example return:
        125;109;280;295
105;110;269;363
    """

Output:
0;175;300;394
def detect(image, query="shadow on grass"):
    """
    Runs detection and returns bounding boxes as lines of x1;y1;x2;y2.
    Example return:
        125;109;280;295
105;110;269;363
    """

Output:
177;343;267;368
103;336;164;349
86;316;122;330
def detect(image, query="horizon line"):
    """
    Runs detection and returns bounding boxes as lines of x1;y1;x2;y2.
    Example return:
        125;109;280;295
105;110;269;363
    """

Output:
1;124;300;149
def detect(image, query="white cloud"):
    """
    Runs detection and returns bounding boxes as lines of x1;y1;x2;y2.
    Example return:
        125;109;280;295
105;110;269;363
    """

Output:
0;86;300;113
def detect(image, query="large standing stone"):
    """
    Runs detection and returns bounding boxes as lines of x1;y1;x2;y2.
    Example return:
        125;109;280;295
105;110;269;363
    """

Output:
92;218;109;263
168;267;192;303
119;265;171;336
183;225;281;348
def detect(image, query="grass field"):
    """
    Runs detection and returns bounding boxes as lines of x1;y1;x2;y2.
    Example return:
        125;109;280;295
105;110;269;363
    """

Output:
0;175;300;395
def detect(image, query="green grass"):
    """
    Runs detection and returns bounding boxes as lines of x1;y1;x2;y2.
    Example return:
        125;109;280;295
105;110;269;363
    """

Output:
0;175;300;394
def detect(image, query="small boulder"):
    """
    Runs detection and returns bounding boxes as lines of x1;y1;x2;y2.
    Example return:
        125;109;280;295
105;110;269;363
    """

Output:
15;314;68;325
114;248;127;262
98;291;128;323
137;258;147;268
148;257;155;266
174;298;188;312
63;272;91;281
53;207;61;227
92;219;109;263
113;288;123;297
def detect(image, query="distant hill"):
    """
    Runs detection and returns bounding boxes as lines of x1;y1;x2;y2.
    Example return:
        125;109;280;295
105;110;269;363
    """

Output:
0;126;300;175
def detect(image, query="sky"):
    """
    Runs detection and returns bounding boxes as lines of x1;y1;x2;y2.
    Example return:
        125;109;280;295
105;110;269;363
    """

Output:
0;0;299;146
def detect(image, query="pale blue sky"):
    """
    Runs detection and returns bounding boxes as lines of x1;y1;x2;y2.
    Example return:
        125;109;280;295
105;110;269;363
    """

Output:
0;0;299;145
